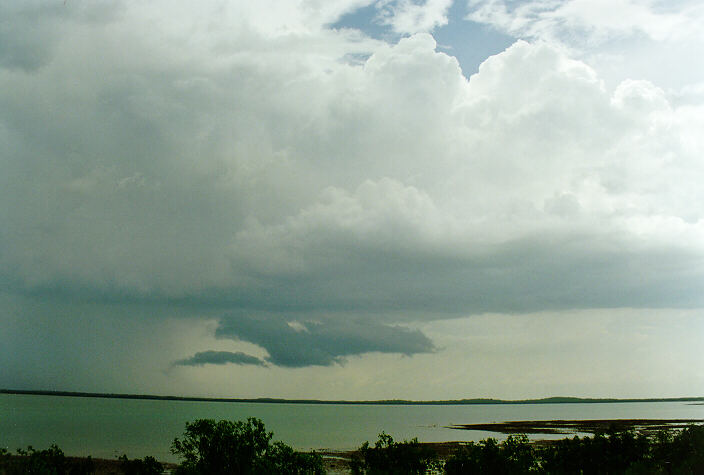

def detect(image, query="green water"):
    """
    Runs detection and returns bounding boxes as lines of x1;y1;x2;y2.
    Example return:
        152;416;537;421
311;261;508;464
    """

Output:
1;394;702;462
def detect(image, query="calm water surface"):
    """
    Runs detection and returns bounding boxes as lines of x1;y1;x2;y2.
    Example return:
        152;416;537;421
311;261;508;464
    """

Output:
1;394;702;462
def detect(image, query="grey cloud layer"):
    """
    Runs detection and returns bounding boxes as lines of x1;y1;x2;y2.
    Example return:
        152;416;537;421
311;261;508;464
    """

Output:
216;315;435;367
2;1;703;370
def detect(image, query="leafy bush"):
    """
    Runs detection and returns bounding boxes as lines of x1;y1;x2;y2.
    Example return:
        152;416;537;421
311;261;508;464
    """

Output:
118;454;163;475
648;424;704;474
538;425;704;474
0;444;94;475
171;417;324;475
443;426;704;474
0;448;8;473
258;441;325;474
539;430;650;474
444;434;537;475
349;432;439;474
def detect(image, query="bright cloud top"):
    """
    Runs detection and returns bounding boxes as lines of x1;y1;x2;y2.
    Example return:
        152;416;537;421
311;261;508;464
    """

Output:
466;0;703;44
466;0;704;89
377;0;455;33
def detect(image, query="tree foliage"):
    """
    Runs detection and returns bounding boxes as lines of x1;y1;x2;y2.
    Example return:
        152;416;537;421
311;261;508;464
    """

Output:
444;425;704;474
118;454;163;475
350;432;440;474
540;429;650;474
0;444;93;475
444;434;537;475
170;417;324;475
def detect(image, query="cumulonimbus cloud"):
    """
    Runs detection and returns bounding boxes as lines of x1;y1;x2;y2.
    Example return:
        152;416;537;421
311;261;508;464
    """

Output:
1;1;703;374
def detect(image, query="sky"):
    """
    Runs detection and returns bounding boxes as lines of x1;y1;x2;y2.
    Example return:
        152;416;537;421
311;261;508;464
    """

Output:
1;0;703;400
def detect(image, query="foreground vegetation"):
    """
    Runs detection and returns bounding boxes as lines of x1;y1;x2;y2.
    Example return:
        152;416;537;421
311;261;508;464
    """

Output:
442;426;704;474
0;445;162;475
170;418;324;474
2;419;703;474
356;426;704;474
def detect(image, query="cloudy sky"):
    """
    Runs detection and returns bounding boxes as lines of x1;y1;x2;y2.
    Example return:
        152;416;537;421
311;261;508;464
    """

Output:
2;0;703;400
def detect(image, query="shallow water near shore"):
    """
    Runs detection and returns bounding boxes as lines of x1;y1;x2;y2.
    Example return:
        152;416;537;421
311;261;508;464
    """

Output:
1;394;702;463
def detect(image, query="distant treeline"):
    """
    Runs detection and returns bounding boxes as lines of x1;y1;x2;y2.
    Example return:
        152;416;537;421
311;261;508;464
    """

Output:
2;417;704;474
3;388;704;405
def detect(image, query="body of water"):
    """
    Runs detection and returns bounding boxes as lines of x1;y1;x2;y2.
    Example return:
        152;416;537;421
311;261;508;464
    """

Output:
1;394;702;462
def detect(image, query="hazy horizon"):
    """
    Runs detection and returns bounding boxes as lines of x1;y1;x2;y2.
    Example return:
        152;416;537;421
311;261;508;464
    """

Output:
2;0;703;400
4;389;704;403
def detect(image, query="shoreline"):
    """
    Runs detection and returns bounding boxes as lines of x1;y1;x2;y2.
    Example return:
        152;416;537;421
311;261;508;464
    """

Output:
448;418;704;435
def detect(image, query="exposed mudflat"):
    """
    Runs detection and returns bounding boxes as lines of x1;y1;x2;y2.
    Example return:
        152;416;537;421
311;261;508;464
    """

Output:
447;418;704;435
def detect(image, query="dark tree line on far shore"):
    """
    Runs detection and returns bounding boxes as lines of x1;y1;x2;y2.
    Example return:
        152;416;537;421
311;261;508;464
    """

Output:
2;418;703;474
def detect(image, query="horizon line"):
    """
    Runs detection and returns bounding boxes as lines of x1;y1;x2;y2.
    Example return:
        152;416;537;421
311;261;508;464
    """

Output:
3;389;704;405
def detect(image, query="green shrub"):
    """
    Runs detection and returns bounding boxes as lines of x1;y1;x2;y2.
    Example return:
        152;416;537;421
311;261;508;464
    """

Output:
171;417;324;475
540;430;650;474
118;454;163;475
444;434;537;475
0;444;94;475
0;447;9;473
350;432;439;474
648;424;704;474
258;441;325;474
